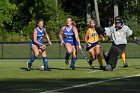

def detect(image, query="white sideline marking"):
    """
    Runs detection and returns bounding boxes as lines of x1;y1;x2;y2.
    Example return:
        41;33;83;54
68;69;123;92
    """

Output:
86;70;102;73
40;74;140;93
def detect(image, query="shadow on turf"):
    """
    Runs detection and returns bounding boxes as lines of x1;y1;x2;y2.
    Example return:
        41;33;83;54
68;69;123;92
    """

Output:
76;66;101;70
20;67;40;71
0;77;140;93
50;67;70;70
20;67;70;71
20;67;101;71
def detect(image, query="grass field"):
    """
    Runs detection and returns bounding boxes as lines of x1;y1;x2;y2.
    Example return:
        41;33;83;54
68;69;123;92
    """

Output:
0;59;140;93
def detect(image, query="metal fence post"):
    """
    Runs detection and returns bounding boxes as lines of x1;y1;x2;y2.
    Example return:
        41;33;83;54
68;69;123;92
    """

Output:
2;43;3;59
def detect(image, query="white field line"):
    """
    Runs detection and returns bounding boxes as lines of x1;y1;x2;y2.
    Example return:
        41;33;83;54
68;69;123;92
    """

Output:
86;70;102;73
40;74;140;93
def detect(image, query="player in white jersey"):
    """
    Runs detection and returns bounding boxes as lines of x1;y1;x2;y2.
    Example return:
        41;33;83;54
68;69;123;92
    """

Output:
103;18;132;71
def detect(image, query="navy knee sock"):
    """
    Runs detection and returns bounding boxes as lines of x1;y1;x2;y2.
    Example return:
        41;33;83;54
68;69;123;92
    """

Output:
70;58;77;67
43;57;48;68
28;55;36;65
65;52;70;61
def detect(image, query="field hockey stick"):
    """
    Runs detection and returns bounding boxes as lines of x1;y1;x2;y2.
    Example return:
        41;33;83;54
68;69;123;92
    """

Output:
131;39;140;45
129;33;140;45
86;40;102;51
81;40;102;51
79;48;88;63
46;43;50;46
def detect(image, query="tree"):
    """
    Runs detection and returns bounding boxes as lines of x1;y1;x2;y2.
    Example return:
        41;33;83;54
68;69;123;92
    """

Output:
137;0;140;24
86;0;92;24
113;0;119;18
94;0;100;25
0;0;18;29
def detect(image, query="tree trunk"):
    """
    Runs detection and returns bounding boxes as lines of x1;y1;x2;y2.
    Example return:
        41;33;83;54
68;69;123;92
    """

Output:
136;0;140;24
113;0;119;18
94;0;100;26
86;0;91;24
114;4;119;18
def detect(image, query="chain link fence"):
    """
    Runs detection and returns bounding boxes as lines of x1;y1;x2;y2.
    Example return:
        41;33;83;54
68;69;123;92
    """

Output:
0;41;140;59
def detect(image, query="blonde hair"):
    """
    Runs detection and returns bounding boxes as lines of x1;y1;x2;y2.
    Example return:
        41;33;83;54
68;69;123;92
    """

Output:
72;21;76;26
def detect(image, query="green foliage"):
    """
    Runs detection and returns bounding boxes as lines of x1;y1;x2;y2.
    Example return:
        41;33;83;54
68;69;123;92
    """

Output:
0;0;18;27
0;0;139;42
127;20;140;39
45;7;72;40
22;20;36;39
75;17;86;40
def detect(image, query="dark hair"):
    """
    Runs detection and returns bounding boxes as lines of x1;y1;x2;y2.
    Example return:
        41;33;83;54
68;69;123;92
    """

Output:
88;19;97;28
37;19;45;26
90;19;97;24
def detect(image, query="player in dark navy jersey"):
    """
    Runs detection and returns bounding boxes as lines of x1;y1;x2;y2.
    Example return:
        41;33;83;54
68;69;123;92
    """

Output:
27;19;52;71
59;18;81;70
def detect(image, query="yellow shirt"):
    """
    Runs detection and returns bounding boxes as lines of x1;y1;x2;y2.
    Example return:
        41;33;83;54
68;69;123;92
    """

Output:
87;28;100;43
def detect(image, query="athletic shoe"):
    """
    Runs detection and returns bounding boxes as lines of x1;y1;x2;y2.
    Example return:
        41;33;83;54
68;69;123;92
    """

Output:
44;66;51;71
103;64;113;71
27;62;31;71
99;65;104;70
123;63;128;68
88;59;93;66
70;66;76;70
65;60;69;65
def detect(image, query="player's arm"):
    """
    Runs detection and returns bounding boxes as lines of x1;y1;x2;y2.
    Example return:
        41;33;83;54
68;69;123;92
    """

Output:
84;29;89;44
33;28;44;46
59;26;64;45
104;27;112;38
95;26;105;36
126;26;133;37
44;28;52;45
130;33;137;40
99;34;105;42
73;26;81;49
84;29;92;47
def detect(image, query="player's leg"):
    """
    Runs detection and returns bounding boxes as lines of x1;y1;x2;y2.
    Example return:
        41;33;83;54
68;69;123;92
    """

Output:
27;45;39;70
95;45;104;70
41;49;50;71
88;48;96;67
103;50;109;64
108;46;120;69
121;50;128;67
104;44;126;71
64;43;73;65
104;46;119;71
88;54;93;67
70;46;77;70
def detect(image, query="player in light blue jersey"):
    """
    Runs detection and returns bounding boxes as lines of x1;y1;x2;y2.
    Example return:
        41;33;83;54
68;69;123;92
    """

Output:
27;19;52;71
59;18;81;70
